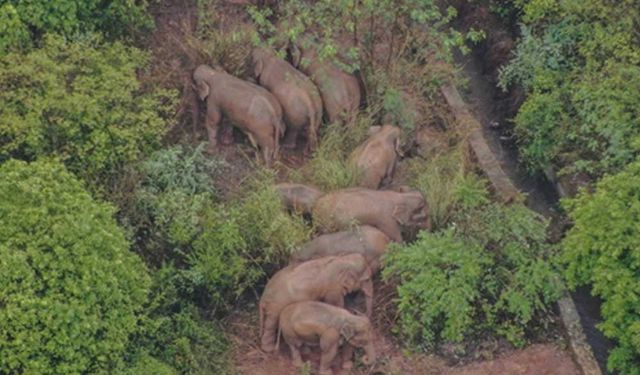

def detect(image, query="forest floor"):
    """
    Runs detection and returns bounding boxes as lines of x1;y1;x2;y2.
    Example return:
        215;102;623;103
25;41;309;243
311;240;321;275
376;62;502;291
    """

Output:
147;0;582;373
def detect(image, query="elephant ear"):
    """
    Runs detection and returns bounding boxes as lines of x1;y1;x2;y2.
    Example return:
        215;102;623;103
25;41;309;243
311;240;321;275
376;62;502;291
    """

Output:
253;57;264;79
392;203;411;226
340;322;356;341
194;80;210;101
289;43;302;67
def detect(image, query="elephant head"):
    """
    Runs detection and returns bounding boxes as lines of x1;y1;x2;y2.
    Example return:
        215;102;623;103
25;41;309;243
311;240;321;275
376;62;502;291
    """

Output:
392;190;431;231
340;316;376;365
335;254;373;317
193;65;213;101
251;47;273;80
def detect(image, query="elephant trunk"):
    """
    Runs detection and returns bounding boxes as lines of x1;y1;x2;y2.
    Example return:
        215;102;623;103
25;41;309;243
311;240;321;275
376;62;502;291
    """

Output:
362;341;376;365
361;278;374;318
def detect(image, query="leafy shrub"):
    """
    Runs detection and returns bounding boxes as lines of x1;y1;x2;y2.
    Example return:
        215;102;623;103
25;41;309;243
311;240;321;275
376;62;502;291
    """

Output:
128;265;234;375
499;1;640;178
0;0;153;53
405;146;488;229
292;119;369;191
561;161;640;374
0;34;176;188
0;159;150;374
383;200;561;349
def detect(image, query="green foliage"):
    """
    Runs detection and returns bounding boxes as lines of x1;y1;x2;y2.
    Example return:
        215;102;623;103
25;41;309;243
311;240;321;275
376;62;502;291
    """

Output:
0;159;150;374
561;161;640;374
383;199;561;349
128;265;234;375
292;120;370;190
0;34;176;189
500;1;640;178
0;0;153;53
406;146;489;229
130;146;309;312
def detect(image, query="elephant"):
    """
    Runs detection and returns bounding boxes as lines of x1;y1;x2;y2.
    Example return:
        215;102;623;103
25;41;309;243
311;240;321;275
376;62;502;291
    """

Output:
289;40;361;125
349;125;402;189
252;47;323;153
192;65;285;167
275;182;324;216
290;225;390;272
312;188;430;243
259;253;373;353
278;301;376;375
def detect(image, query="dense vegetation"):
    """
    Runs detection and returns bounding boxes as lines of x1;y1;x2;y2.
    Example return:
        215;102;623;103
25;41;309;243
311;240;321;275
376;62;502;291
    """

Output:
384;169;560;349
0;159;149;374
561;161;640;374
5;0;636;373
499;0;640;180
496;0;640;372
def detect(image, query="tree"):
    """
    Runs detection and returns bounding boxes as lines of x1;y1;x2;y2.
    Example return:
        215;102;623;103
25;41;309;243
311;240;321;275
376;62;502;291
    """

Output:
0;159;150;374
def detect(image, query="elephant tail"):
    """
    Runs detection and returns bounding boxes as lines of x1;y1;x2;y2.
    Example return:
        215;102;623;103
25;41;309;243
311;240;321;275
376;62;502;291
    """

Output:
305;93;321;153
259;303;265;339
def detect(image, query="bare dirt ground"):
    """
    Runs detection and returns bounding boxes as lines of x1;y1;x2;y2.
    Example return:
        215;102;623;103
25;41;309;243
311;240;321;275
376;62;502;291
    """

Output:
146;1;583;374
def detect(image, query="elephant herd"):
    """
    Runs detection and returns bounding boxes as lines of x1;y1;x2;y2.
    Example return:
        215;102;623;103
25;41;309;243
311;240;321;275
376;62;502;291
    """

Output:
192;39;430;374
192;40;361;167
261;183;430;374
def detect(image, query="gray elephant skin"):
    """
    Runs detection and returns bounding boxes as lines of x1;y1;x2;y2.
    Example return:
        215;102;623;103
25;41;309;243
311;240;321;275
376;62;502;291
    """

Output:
275;182;324;216
290;41;361;125
349;125;402;189
252;47;323;153
193;65;285;167
279;301;376;375
259;253;373;352
312;188;430;242
290;225;390;272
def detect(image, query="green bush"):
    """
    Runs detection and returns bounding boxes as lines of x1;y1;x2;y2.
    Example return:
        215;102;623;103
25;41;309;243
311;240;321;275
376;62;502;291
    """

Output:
0;0;153;53
130;147;309;311
405;147;488;229
561;161;640;374
383;201;561;349
0;34;176;189
0;159;150;374
499;1;640;178
128;265;234;375
292;120;369;191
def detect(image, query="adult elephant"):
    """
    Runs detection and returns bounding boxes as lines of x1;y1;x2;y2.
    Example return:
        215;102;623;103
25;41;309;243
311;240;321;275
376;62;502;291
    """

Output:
312;188;430;242
259;253;373;352
192;65;285;167
252;47;323;153
349;125;402;189
290;225;390;272
290;40;361;125
279;301;376;375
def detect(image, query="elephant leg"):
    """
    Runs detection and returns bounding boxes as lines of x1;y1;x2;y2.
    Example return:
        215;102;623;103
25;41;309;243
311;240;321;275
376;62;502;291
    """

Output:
260;313;279;353
289;342;304;367
319;330;340;375
341;344;354;369
219;123;234;145
205;106;222;150
282;127;298;149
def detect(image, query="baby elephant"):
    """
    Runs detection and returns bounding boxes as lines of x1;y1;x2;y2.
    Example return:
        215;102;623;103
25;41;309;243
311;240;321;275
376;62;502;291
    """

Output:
290;225;390;272
349;125;402;189
279;301;376;375
259;253;373;352
275;182;324;216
